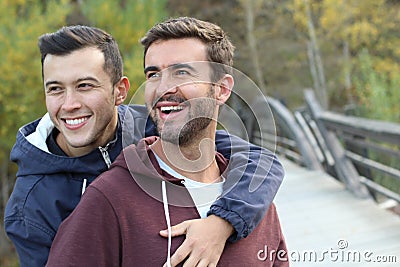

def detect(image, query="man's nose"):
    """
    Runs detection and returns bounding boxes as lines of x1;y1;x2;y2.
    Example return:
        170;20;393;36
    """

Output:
156;74;178;96
62;90;82;111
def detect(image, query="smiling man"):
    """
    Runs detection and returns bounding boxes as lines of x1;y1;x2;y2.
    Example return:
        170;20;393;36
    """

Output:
46;18;288;267
43;46;128;156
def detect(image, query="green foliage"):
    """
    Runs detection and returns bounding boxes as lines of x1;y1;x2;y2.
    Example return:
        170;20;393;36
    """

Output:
353;49;400;122
80;0;167;103
0;0;71;261
0;254;19;267
290;0;400;120
0;0;70;152
351;47;400;196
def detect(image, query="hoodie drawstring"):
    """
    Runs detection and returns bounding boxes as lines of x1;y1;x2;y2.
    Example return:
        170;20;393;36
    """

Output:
161;181;172;267
81;179;87;195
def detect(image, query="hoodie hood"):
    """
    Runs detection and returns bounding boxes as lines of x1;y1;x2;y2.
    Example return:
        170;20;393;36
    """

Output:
11;116;115;179
111;136;228;207
114;136;185;183
113;136;228;180
112;136;192;207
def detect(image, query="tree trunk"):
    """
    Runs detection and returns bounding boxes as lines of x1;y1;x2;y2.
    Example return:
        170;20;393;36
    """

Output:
307;41;320;95
343;40;355;106
243;0;267;93
304;0;328;109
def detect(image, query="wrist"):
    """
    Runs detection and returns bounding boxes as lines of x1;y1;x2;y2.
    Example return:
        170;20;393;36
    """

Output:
207;214;235;238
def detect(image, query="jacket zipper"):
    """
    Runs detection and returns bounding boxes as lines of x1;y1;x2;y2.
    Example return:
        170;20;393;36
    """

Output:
99;146;112;168
82;146;111;195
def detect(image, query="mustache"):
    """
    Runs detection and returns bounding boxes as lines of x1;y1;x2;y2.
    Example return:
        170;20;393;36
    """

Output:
151;95;187;108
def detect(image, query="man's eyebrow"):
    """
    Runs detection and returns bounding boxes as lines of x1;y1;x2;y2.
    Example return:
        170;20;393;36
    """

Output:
144;63;197;75
144;66;159;74
45;80;59;87
170;63;196;72
76;77;100;84
45;77;99;87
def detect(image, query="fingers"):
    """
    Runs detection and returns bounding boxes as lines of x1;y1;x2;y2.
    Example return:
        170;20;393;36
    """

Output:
160;221;188;238
196;259;217;267
168;239;193;267
161;217;226;266
182;252;219;267
195;259;209;267
181;240;219;267
182;245;221;267
181;241;203;267
165;251;219;267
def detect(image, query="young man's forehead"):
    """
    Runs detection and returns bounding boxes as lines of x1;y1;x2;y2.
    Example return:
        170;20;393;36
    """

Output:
43;47;104;63
145;38;207;64
43;47;108;84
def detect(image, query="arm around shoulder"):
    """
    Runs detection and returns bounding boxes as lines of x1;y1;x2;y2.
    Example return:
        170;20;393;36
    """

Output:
212;130;285;242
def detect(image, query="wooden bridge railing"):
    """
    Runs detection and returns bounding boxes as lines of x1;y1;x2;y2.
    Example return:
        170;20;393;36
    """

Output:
303;89;400;202
247;90;400;205
247;96;322;170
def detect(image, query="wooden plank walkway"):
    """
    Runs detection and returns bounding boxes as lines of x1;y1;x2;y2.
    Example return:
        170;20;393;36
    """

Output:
274;158;400;267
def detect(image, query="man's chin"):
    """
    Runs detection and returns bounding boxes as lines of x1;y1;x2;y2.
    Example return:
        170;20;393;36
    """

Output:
65;137;94;150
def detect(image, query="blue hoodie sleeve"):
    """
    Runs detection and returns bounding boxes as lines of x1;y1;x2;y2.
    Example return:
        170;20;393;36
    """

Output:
4;215;53;267
210;130;285;242
4;178;56;267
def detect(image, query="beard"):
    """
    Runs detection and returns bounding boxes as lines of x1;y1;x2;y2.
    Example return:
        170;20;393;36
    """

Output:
152;88;216;147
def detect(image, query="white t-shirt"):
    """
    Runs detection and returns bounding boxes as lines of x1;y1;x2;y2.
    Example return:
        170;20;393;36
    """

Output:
153;153;224;218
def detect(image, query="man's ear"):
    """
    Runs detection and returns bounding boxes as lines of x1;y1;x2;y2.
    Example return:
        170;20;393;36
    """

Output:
216;74;233;105
115;76;130;105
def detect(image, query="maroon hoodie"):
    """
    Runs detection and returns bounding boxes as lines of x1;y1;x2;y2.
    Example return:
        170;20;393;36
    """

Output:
47;137;288;266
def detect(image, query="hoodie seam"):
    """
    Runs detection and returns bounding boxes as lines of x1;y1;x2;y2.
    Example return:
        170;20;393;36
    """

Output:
89;185;121;229
5;215;55;238
6;175;56;238
18;175;45;210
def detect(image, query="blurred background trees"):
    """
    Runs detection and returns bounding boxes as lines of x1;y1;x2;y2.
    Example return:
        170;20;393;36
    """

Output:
1;0;399;264
0;1;70;263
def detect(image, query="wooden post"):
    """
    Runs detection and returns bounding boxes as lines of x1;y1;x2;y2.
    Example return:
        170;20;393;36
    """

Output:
304;89;370;198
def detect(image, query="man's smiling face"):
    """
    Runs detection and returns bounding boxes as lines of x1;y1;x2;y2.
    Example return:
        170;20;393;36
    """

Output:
144;38;217;146
44;47;124;156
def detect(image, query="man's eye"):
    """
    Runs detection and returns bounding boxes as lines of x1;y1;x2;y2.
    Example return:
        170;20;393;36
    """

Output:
78;83;94;89
147;72;161;79
47;87;62;94
176;69;189;76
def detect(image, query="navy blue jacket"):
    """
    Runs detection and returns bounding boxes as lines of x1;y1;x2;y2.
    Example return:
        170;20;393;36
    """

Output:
4;104;284;267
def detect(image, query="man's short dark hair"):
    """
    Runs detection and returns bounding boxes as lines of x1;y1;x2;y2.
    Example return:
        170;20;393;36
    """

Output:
141;17;235;81
38;25;123;85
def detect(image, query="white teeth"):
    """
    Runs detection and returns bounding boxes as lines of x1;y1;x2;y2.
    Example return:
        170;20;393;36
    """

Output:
65;117;88;125
160;106;183;112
